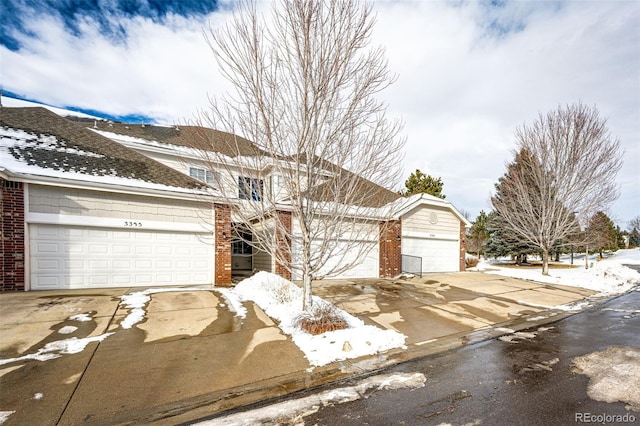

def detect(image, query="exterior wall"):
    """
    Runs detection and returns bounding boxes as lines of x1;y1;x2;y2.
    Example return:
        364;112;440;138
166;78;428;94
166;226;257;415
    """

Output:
214;204;232;286
275;210;292;280
1;179;25;291
253;248;272;273
29;185;208;223
379;220;401;278
459;221;467;271
402;205;460;236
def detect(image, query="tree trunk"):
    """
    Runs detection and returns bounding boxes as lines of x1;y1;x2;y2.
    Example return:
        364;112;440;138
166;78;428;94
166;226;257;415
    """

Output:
585;246;589;270
541;249;550;275
301;224;313;311
302;272;313;311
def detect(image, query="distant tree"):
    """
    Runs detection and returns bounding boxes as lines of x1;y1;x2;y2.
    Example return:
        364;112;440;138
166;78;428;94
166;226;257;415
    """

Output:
400;169;445;199
491;103;623;275
585;211;619;257
629;216;640;233
468;210;490;257
629;228;640;248
616;227;629;249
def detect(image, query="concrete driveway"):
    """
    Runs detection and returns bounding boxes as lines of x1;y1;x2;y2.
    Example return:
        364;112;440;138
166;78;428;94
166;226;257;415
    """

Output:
0;272;597;425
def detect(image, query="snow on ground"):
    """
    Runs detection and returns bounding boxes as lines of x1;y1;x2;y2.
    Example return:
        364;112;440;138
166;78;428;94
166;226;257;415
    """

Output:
0;333;113;366
233;272;406;367
194;372;426;426
472;248;640;296
571;346;640;413
0;411;15;425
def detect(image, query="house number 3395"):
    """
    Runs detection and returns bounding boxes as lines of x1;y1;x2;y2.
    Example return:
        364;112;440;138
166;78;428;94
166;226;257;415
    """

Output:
124;221;143;227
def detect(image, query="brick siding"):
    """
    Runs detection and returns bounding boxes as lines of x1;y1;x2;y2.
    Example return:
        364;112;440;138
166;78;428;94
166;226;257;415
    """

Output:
459;221;467;271
214;203;232;286
379;219;402;278
1;179;25;291
275;210;292;280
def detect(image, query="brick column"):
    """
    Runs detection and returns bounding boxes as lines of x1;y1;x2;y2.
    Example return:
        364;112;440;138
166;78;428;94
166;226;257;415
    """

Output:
1;179;25;291
379;219;401;278
459;221;467;272
214;203;232;286
275;210;292;280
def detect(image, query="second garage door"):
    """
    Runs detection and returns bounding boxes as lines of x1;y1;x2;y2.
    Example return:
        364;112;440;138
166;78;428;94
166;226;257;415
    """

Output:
30;224;214;290
402;236;459;273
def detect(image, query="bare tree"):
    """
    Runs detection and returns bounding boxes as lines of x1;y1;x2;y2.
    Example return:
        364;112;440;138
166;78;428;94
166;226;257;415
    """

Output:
188;0;404;310
491;103;623;275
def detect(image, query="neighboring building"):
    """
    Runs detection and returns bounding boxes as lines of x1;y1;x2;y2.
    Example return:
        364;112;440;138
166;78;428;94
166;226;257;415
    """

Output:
1;106;470;291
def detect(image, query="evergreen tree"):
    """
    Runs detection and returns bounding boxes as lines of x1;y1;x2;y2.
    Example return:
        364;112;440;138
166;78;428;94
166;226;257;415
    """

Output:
468;210;490;257
629;228;640;247
484;211;538;263
586;211;618;257
400;169;446;199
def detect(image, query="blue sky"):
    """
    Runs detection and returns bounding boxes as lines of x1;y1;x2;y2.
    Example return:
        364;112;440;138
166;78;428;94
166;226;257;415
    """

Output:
2;0;639;227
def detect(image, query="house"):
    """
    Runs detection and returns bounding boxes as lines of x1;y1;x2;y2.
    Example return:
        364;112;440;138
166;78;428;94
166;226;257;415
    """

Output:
1;106;470;291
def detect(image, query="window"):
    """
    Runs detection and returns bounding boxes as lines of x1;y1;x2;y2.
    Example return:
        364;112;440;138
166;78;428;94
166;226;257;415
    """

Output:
189;167;215;184
232;232;252;255
238;176;263;201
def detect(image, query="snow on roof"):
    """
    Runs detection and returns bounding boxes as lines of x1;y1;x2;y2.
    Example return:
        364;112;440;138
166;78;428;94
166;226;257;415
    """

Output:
0;107;218;197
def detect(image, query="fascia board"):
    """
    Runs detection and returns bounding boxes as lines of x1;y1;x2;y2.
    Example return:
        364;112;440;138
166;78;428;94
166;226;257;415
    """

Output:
3;171;225;204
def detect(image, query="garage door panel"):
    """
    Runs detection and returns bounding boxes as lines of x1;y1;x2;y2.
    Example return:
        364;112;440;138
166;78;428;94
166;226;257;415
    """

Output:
293;240;379;280
30;224;214;290
402;236;459;273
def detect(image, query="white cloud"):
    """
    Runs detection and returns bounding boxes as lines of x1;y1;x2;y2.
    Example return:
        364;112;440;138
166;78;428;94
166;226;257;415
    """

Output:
2;0;638;223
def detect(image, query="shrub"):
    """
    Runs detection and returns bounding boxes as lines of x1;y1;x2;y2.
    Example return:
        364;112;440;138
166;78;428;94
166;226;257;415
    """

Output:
465;255;479;268
294;303;348;335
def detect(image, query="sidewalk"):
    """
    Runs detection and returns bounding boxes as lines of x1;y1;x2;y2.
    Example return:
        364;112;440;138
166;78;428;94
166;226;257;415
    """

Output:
0;272;597;425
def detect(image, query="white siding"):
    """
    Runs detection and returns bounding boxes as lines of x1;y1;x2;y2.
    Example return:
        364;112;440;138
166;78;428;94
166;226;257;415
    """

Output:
29;185;211;224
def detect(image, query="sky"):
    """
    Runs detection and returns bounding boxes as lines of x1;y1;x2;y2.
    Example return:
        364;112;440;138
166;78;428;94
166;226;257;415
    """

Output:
1;0;639;227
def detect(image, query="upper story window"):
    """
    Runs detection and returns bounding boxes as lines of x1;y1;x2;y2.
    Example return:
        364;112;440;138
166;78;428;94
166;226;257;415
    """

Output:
239;176;263;201
189;167;215;184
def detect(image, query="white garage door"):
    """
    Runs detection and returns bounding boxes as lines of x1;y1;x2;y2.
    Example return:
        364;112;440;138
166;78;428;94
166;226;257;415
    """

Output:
402;236;459;273
30;224;214;290
293;240;378;280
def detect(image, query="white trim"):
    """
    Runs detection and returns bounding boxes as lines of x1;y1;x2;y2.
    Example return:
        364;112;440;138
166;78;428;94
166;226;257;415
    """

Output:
24;183;31;291
3;173;222;203
25;212;214;233
402;230;459;241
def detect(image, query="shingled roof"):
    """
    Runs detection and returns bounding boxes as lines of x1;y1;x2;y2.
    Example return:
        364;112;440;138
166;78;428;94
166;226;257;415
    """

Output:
0;107;205;190
69;117;265;157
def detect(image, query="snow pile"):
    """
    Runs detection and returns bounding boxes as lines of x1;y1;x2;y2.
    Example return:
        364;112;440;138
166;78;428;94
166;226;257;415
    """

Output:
571;346;640;412
234;271;406;366
475;249;640;295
